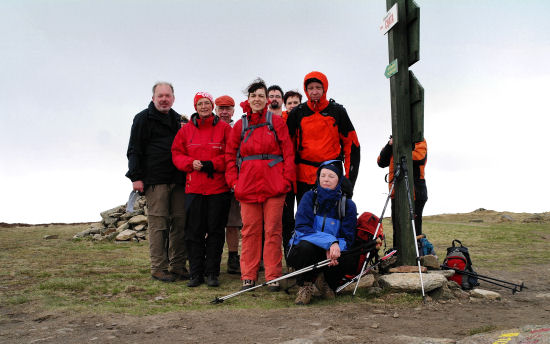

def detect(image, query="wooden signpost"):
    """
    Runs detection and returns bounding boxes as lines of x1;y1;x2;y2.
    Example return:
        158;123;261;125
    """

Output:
383;0;424;266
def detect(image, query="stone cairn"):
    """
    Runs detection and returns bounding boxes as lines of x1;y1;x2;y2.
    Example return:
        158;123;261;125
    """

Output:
73;196;148;242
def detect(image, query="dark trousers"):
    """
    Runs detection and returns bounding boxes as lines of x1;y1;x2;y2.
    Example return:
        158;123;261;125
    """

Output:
185;193;230;277
282;191;295;259
286;240;359;290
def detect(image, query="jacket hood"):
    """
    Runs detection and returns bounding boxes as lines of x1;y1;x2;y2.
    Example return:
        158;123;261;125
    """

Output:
190;112;218;127
303;71;329;112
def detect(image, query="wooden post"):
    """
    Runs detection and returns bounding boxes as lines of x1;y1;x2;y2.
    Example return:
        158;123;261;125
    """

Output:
386;0;422;266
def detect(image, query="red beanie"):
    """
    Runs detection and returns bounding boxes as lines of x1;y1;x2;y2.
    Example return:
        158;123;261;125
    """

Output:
193;92;214;110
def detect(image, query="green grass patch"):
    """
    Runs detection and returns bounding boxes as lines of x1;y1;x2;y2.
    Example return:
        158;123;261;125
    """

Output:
1;215;548;315
468;324;498;336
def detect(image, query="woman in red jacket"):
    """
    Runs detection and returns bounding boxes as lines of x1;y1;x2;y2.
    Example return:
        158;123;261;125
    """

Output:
225;78;295;291
172;92;232;288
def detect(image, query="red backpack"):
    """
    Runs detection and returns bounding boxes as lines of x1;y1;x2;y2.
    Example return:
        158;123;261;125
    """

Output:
348;212;384;276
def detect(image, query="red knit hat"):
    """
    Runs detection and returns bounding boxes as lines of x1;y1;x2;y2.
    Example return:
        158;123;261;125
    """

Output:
215;95;235;107
193;92;214;110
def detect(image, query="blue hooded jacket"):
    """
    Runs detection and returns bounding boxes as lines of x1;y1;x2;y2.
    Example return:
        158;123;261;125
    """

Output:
289;173;357;252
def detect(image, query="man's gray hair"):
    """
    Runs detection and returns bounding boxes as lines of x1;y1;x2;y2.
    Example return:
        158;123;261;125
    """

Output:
152;82;174;95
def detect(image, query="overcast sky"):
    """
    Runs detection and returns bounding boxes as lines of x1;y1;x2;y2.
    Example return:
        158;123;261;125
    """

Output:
1;0;549;224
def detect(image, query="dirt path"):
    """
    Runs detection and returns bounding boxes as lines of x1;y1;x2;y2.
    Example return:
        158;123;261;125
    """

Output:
2;265;549;343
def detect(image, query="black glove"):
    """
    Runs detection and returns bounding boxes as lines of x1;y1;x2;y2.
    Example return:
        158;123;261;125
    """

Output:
200;161;214;178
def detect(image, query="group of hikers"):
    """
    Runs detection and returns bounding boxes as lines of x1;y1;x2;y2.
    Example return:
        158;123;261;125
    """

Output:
126;71;428;305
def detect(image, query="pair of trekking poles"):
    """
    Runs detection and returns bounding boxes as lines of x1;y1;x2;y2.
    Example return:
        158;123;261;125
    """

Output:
440;265;527;294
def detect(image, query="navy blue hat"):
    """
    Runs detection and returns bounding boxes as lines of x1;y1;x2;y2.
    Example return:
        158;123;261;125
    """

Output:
317;160;343;183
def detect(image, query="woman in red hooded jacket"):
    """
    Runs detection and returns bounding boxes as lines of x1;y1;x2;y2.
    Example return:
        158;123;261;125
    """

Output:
225;78;295;291
172;92;232;288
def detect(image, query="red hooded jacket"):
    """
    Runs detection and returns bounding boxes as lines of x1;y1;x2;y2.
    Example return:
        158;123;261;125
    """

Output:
171;113;231;195
286;71;361;185
225;101;295;203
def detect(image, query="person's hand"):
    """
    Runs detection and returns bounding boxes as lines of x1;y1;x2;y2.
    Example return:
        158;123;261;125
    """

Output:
326;243;341;266
375;237;382;250
192;160;203;171
389;138;393;145
132;180;144;193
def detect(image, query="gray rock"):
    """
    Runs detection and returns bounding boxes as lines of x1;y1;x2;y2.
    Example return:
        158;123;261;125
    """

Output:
135;231;147;239
116;222;130;233
121;210;143;220
100;205;125;221
500;214;514;222
536;293;550;299
102;216;118;227
134;224;146;231
105;231;118;241
378;272;447;293
470;288;501;300
366;286;383;296
128;215;147;226
420;255;440;269
92;234;102;241
116;229;137;241
339;274;374;292
429;284;455;301
43;235;59;240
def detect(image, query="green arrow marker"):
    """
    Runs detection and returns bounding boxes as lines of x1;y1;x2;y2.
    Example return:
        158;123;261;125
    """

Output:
385;59;398;78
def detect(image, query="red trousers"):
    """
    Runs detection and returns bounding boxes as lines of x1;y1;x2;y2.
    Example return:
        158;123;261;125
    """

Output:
239;194;285;281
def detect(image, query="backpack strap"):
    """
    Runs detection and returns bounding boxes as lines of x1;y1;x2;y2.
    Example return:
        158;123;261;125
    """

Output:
237;111;282;170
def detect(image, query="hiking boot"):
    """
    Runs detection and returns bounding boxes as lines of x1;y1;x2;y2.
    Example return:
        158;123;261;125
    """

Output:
241;279;255;290
267;281;280;292
206;274;220;287
227;252;241;275
187;275;204;287
315;274;335;300
295;282;314;305
170;267;190;280
151;270;176;283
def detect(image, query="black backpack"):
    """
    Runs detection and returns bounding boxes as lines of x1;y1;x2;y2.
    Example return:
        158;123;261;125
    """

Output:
443;239;479;290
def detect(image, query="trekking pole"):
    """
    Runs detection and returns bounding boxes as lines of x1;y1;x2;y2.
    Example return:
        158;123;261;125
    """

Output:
441;266;522;294
348;179;398;296
400;156;426;300
211;241;373;304
211;259;332;304
336;249;397;293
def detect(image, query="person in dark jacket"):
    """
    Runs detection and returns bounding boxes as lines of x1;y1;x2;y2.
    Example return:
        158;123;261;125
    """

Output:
287;160;358;305
377;137;428;246
126;82;187;283
172;92;232;288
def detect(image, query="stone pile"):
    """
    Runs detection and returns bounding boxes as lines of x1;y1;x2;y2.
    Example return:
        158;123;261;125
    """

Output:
73;196;149;242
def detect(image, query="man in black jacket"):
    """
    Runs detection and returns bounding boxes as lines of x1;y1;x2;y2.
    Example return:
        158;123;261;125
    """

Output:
126;82;188;282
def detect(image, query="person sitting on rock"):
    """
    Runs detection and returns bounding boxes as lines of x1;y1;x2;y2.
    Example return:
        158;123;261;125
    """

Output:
286;160;359;305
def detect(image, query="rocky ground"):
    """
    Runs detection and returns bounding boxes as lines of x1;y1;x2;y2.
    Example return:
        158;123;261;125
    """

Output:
2;264;549;344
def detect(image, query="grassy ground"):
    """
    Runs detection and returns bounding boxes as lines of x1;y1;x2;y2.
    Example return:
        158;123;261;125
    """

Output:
1;210;548;316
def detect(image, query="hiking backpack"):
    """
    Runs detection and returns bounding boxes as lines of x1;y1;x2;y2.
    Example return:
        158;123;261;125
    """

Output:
443;239;479;290
346;212;384;278
236;111;282;170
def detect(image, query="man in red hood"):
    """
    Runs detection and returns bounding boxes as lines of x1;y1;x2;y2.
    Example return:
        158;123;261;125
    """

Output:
286;71;361;203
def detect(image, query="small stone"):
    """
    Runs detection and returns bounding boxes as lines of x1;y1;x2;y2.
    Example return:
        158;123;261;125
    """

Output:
372;309;385;314
128;215;147;226
392;312;399;318
134;224;146;231
535;293;550;299
95;323;103;327
43;235;59;240
116;229;136;241
469;219;483;223
470;288;501;300
124;285;145;293
370;323;380;329
154;296;165;301
116;222;129;233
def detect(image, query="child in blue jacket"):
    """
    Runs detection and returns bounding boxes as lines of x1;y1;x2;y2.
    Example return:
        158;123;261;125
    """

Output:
287;160;358;305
